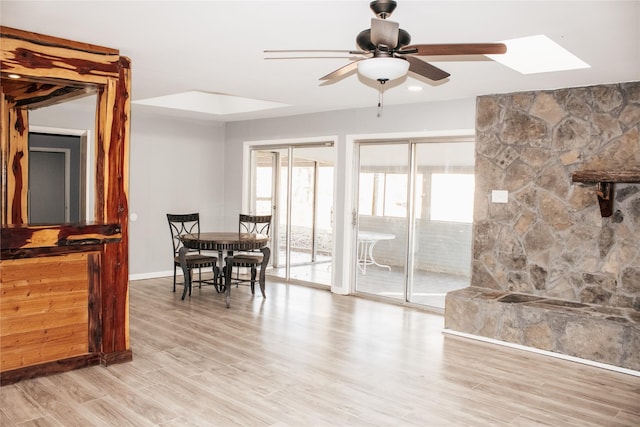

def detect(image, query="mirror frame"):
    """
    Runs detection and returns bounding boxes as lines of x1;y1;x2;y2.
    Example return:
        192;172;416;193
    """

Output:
1;26;130;227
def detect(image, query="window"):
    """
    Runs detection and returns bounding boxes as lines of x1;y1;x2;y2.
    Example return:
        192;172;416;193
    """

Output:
429;173;475;223
359;172;423;218
255;166;273;215
384;174;407;217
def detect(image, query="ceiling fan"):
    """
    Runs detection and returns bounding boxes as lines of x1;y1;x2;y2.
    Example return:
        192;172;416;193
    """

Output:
265;0;507;85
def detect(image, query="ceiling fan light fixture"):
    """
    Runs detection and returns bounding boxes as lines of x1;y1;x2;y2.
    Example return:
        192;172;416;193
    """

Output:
357;57;409;81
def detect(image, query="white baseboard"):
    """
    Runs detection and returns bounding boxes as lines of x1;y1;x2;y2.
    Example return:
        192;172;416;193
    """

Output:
129;268;247;282
442;329;640;377
129;270;176;281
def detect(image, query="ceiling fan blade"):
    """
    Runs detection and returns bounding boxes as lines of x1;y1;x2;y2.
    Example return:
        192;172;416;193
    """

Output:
405;56;450;81
319;60;361;81
370;18;399;49
266;56;363;60
264;49;367;55
403;43;507;56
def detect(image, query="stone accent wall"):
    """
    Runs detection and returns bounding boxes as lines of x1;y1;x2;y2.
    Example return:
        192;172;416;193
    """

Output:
445;81;640;371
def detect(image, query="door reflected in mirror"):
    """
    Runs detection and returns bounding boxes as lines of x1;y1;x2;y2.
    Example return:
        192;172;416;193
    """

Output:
27;94;96;224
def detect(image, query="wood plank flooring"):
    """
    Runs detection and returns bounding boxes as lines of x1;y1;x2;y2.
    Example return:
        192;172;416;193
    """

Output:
1;276;639;426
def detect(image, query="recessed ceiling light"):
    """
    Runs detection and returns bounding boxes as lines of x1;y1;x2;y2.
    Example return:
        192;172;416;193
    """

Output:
8;74;21;79
487;35;590;74
408;86;423;92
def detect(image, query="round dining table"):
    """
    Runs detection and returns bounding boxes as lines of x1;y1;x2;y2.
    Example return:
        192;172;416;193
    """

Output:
357;230;395;274
179;232;270;308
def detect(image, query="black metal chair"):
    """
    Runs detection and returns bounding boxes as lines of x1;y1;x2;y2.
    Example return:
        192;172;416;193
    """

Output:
226;214;272;295
166;213;218;294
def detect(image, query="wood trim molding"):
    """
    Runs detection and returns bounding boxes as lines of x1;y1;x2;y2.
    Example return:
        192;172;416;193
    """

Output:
1;26;131;382
0;354;102;386
0;223;121;251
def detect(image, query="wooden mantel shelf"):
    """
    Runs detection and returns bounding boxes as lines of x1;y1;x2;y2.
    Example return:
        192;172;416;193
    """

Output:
572;170;640;183
571;170;640;217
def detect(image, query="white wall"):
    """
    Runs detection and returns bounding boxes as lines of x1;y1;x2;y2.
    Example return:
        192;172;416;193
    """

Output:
128;111;226;277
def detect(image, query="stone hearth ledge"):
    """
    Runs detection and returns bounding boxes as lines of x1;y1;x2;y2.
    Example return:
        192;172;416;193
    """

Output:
444;287;640;372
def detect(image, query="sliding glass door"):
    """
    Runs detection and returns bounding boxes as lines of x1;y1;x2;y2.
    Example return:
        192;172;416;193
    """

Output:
250;143;334;286
355;138;475;310
355;142;410;301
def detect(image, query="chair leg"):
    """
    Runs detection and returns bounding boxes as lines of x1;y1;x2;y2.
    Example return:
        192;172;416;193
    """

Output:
224;259;232;308
173;265;177;292
235;266;240;288
250;266;257;295
178;247;192;300
181;268;192;300
258;247;270;298
218;266;227;293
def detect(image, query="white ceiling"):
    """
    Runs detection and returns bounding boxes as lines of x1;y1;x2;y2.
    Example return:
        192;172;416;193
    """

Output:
2;1;639;122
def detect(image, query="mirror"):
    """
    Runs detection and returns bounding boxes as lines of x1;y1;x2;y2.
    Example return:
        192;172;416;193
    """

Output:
1;75;98;225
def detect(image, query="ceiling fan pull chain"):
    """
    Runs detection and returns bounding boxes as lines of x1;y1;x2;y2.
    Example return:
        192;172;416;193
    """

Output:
377;78;387;117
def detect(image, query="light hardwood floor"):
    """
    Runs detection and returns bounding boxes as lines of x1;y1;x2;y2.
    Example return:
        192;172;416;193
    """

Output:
1;277;639;426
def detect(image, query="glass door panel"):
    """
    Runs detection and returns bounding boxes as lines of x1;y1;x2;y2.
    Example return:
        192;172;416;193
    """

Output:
290;159;315;266
355;143;409;301
288;147;333;284
253;152;275;216
250;144;334;287
408;141;475;307
354;139;475;310
316;165;334;261
253;150;278;270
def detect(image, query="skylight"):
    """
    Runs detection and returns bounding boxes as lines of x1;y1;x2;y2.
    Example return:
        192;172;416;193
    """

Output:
133;90;289;116
487;35;590;74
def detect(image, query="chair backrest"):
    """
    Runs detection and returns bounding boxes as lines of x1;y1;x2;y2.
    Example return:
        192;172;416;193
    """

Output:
239;214;271;237
167;213;201;256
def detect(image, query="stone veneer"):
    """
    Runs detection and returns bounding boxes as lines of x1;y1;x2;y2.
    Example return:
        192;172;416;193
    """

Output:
445;81;640;371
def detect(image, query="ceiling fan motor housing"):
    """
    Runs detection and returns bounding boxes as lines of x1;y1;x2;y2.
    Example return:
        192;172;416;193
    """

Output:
356;28;411;51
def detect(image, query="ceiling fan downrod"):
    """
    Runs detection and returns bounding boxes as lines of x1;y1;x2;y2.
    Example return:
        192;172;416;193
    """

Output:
371;0;397;19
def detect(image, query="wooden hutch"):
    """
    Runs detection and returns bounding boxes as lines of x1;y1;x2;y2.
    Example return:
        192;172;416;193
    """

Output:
0;27;131;385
